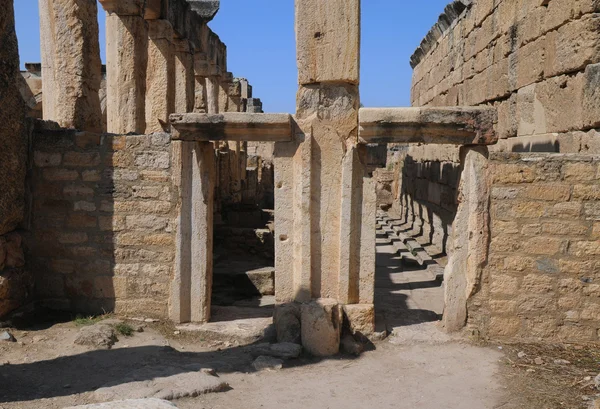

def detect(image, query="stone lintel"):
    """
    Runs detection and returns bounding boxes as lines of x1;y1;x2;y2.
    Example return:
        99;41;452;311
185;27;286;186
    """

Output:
170;113;293;142
358;107;498;145
98;0;145;16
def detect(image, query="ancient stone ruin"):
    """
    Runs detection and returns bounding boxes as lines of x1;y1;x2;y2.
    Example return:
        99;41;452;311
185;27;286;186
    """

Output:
0;0;599;365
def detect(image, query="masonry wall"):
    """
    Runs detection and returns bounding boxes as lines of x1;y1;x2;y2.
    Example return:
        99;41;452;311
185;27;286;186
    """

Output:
468;153;600;341
395;0;600;256
0;1;33;318
29;121;176;318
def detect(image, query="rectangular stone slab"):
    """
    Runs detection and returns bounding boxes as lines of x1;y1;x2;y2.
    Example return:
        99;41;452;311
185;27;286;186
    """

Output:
359;107;498;145
169;113;293;142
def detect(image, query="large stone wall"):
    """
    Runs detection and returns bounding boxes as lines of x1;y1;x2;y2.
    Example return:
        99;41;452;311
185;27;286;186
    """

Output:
469;153;600;341
29;122;177;318
397;0;600;256
0;1;32;318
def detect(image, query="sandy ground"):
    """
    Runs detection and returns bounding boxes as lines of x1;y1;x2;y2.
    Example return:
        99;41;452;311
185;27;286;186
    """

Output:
0;228;594;409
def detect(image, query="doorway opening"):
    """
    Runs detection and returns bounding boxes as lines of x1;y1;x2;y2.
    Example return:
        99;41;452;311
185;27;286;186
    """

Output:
372;143;455;335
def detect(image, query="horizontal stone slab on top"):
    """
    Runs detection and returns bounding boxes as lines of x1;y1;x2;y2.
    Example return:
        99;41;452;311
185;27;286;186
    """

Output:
358;107;497;146
169;113;293;142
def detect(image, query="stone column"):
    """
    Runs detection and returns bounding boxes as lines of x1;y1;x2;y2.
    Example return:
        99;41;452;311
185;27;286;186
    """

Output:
206;76;220;114
145;19;175;133
193;52;209;113
273;0;375;355
39;0;102;131
100;0;148;134
174;39;195;113
171;141;215;323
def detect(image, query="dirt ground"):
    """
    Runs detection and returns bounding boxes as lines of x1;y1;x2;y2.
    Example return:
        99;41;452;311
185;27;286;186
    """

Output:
0;229;598;409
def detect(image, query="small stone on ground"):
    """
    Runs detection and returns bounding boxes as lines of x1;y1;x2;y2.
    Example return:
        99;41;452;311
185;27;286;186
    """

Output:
74;324;117;349
252;356;283;371
0;331;16;342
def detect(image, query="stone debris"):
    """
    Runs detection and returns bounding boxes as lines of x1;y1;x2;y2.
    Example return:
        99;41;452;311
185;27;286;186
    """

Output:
553;359;571;365
64;398;178;409
249;342;302;359
517;351;527;359
534;357;544;365
594;373;600;389
0;331;16;342
74;324;117;349
252;356;283;371
94;365;229;401
340;334;364;356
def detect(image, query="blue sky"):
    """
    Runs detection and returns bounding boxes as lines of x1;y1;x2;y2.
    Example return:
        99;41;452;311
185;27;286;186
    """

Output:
14;0;450;113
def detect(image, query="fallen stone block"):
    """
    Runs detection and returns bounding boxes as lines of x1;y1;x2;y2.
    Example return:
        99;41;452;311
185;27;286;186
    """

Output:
301;299;342;357
249;342;302;359
64;398;178;409
74;324;117;349
94;365;229;401
274;303;301;344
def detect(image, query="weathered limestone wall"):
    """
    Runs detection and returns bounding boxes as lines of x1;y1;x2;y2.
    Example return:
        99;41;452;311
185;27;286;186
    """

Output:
0;0;33;318
469;153;600;341
398;0;600;255
29;122;176;318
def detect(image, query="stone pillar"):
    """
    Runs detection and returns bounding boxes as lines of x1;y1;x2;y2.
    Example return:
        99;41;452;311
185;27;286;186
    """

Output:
206;76;220;114
39;0;102;131
171;140;215;323
145;19;175;133
100;0;148;134
273;0;375;354
174;39;195;113
193;52;209;113
442;146;490;332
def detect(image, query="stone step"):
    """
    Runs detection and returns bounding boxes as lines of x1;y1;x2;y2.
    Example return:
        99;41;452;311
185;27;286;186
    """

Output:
377;213;444;282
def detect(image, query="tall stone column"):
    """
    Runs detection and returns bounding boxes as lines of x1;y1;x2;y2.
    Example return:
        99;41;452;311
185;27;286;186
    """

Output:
39;0;102;131
100;0;148;134
171;141;215;323
274;0;375;355
174;39;195;113
145;19;175;133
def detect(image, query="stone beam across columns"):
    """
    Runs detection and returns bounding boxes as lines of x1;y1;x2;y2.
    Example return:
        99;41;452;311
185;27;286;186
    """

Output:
358;107;498;145
169;113;293;142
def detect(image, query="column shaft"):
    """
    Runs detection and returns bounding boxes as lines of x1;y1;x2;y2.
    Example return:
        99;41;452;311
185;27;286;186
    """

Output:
145;19;175;133
105;13;148;134
174;39;195;113
39;0;102;131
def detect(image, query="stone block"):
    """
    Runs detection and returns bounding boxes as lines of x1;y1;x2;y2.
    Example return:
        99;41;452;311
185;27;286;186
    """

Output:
583;63;600;129
300;299;342;356
274;303;301;344
342;304;375;335
545;14;600;78
295;0;360;84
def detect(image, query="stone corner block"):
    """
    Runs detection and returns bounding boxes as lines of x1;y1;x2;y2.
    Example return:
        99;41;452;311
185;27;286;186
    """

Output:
342;304;375;335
